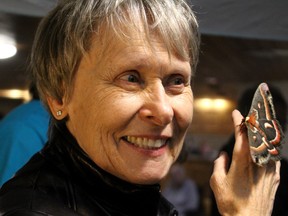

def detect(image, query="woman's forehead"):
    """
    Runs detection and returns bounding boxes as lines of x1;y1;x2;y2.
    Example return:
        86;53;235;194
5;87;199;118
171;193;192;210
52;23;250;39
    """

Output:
90;22;189;62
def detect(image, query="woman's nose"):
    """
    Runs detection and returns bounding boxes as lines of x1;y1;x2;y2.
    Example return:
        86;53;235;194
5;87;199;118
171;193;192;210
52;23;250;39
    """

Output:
138;85;174;126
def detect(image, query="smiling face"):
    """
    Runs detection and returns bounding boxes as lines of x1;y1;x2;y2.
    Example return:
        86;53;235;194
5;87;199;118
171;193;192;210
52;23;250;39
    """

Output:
53;29;194;185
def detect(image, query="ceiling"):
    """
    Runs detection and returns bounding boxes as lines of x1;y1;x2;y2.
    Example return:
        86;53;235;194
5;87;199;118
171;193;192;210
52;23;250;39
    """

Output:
0;0;288;116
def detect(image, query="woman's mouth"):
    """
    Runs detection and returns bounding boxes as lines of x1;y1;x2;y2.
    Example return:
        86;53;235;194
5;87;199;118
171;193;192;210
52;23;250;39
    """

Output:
123;136;168;150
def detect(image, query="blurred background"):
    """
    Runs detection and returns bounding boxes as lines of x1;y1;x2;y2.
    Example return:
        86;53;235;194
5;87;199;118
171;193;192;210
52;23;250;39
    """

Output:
0;0;287;215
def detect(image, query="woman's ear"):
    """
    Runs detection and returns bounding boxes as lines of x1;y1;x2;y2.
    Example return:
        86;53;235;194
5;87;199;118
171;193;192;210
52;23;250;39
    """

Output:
47;96;68;120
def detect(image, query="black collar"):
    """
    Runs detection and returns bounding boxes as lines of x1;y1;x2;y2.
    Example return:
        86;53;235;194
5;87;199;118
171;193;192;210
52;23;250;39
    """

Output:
44;122;165;215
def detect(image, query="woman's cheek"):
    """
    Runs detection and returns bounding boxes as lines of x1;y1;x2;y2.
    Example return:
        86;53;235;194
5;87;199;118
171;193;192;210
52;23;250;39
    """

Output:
174;94;194;129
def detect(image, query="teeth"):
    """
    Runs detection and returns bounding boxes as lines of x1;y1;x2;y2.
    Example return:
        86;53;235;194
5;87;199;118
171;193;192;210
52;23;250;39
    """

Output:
126;136;166;149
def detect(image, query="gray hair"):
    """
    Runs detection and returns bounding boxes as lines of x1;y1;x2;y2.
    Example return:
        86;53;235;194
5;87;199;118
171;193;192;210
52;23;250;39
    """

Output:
30;0;200;111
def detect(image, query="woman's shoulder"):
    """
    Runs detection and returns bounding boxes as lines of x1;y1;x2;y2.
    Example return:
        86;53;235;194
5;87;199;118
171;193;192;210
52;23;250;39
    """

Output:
0;152;76;215
0;150;110;216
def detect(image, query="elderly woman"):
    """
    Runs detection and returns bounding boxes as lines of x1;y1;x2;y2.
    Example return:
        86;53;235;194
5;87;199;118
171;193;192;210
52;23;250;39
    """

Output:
0;0;280;215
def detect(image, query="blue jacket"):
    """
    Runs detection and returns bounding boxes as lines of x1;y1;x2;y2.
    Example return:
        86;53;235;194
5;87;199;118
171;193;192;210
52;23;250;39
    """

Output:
0;100;49;186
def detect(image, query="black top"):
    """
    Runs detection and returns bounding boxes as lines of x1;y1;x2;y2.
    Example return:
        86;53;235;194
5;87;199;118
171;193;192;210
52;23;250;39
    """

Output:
0;123;177;216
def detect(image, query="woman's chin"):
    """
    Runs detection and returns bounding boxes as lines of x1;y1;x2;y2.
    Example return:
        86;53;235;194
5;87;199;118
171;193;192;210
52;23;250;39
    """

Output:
125;168;170;185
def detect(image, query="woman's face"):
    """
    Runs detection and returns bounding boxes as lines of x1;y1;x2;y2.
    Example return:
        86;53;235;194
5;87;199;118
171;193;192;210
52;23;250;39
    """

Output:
64;31;193;184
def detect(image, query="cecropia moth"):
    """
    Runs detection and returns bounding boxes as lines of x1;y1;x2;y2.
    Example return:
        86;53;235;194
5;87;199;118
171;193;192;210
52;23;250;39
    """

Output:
241;82;284;166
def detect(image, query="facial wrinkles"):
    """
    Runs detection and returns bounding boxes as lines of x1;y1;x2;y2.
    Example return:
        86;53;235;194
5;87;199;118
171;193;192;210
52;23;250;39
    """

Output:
175;89;193;124
66;28;193;182
67;56;116;150
71;86;130;171
84;56;187;137
168;89;193;159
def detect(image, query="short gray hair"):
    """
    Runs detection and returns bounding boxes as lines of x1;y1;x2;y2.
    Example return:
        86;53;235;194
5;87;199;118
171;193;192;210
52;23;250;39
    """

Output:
30;0;200;110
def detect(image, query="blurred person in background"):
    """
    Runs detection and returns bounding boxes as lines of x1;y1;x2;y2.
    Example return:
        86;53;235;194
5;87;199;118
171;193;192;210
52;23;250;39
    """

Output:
163;162;200;216
0;83;49;186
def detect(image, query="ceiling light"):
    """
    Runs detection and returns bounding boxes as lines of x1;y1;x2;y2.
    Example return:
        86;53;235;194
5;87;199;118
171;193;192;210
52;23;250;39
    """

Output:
0;89;31;101
0;35;17;59
195;98;231;112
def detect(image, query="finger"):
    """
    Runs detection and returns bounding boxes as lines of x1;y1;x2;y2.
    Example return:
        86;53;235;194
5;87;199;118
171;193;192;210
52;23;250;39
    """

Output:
260;161;281;194
212;151;229;177
231;109;251;163
275;160;281;176
253;158;281;184
274;160;281;186
210;152;229;191
266;160;281;177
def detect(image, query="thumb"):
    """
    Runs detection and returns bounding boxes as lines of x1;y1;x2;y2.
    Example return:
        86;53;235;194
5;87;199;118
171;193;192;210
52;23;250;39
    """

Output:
231;109;251;164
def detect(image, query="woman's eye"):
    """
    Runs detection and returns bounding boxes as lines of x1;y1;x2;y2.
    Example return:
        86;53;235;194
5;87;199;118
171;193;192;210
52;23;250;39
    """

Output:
168;76;185;86
173;77;185;85
165;75;189;94
118;72;141;83
115;72;142;90
126;74;139;83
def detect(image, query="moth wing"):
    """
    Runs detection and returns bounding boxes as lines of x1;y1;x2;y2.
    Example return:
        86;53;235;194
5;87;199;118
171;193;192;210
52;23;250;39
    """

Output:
247;126;271;165
245;83;284;165
258;119;284;149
